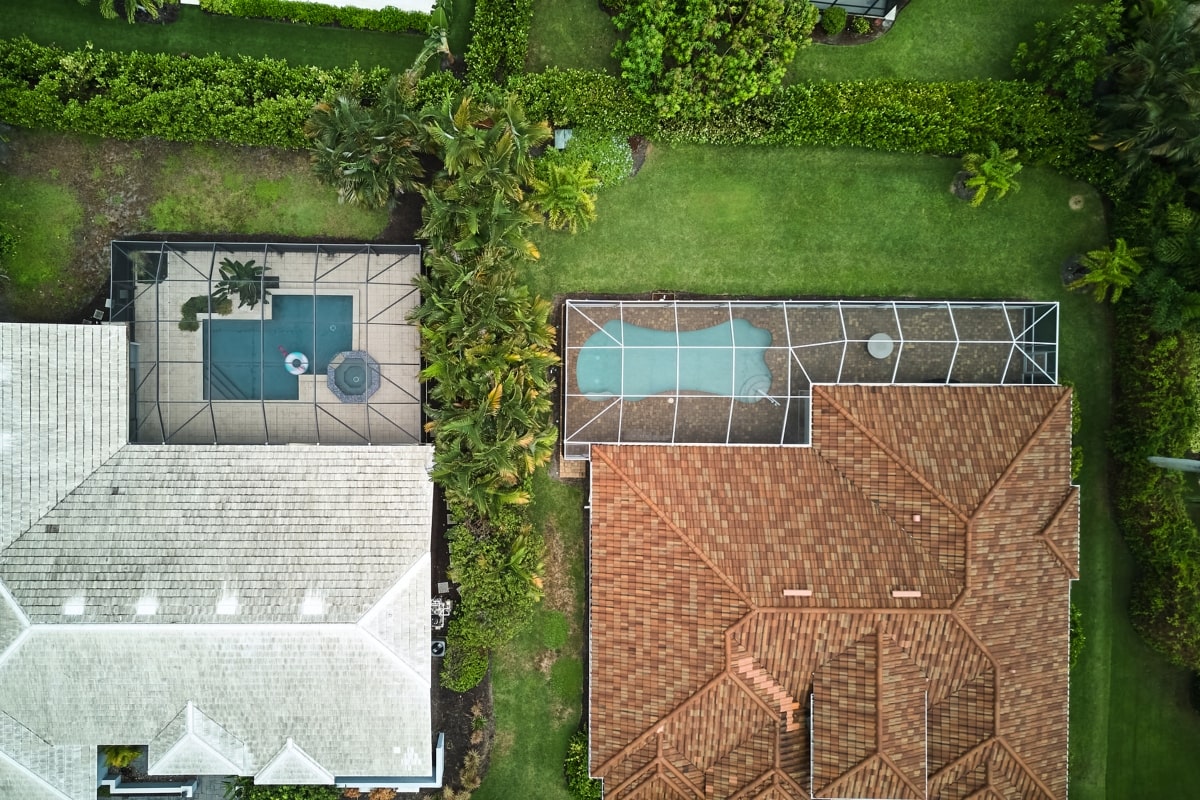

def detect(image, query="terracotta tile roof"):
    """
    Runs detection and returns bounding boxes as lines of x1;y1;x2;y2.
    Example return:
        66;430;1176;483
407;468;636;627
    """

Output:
589;385;1075;800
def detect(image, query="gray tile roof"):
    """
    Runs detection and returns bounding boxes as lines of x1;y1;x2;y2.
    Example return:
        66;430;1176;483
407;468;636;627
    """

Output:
0;324;128;550
0;323;436;796
1;445;433;624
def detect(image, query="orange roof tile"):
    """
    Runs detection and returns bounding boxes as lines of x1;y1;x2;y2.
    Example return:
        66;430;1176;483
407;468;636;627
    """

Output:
589;385;1075;800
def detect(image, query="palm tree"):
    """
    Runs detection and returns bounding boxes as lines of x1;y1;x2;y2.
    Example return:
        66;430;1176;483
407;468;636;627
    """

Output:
211;258;271;310
1069;238;1149;302
1094;1;1200;184
86;0;173;23
304;78;424;210
530;160;600;233
959;142;1023;207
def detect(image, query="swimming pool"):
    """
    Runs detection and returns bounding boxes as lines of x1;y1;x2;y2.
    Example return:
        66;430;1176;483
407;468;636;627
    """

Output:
204;295;353;400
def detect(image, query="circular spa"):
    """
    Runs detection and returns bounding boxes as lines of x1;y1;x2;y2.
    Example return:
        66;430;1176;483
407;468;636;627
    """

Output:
327;350;381;403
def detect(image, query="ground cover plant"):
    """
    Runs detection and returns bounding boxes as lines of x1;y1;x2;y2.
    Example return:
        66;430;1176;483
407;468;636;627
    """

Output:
0;0;423;73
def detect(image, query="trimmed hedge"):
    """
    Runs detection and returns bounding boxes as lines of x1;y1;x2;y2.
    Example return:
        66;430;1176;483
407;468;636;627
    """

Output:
466;0;533;85
0;37;391;148
199;0;430;33
511;69;1103;169
1111;305;1200;668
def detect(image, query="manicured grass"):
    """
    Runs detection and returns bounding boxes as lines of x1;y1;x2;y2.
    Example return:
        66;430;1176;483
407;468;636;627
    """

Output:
527;142;1200;797
790;0;1092;82
529;144;1105;299
149;145;387;238
0;174;83;318
527;0;619;73
0;0;422;72
474;470;586;800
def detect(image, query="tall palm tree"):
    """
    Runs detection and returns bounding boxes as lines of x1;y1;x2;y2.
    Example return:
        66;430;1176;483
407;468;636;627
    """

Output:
530;160;601;233
1095;1;1200;184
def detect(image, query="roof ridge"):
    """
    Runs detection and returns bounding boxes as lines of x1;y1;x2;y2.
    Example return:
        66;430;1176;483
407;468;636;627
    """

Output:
812;385;970;524
592;447;754;607
992;736;1061;800
876;750;924;800
928;738;994;786
1037;486;1080;579
972;388;1072;519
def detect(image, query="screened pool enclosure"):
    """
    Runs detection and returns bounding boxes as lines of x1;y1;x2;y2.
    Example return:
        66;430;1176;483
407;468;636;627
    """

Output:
110;241;423;445
562;300;1058;458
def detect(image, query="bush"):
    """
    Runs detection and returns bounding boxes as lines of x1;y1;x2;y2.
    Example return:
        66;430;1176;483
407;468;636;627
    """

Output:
1070;601;1085;670
1012;0;1125;107
1111;305;1200;668
465;0;533;85
564;730;602;800
0;37;390;148
223;778;341;800
441;641;490;692
821;6;847;35
851;15;871;35
199;0;430;32
545;127;634;188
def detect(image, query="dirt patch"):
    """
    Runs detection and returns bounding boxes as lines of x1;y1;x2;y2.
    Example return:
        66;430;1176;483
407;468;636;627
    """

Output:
540;516;577;618
0;129;423;323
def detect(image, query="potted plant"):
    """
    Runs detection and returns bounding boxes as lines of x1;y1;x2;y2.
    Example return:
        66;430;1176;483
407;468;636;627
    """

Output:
953;141;1023;207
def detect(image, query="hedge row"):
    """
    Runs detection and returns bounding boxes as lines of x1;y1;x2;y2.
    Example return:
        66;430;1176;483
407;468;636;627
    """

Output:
199;0;430;33
465;0;533;85
511;68;1106;170
0;37;462;148
1111;305;1200;668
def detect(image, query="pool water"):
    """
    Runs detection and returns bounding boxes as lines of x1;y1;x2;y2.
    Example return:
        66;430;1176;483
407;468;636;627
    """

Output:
204;295;353;400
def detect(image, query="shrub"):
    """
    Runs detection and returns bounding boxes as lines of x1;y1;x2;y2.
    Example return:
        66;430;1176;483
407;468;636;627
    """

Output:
223;778;341;800
821;6;847;35
851;15;871;35
960;141;1023;207
564;730;602;800
199;0;430;33
103;746;141;771
465;0;534;85
1012;0;1125;106
441;641;490;692
1070;601;1085;670
0;37;390;148
546;127;635;188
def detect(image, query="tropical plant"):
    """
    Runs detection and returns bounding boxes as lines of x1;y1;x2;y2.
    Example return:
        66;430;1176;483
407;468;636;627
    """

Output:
1069;237;1149;302
305;77;425;210
530;160;601;233
103;745;142;771
960;141;1023;207
1012;0;1125;106
1094;0;1200;185
614;0;821;119
81;0;175;23
1153;203;1200;283
1136;267;1200;332
212;258;271;310
546;128;635;188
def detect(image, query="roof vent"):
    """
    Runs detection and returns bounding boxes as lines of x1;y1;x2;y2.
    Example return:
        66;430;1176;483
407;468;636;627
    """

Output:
45;524;59;534
216;595;239;615
891;590;922;599
912;513;921;523
782;589;813;597
62;597;85;616
111;487;121;496
135;596;159;616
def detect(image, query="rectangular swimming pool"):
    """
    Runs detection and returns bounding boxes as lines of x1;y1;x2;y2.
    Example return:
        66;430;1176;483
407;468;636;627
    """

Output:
204;295;353;400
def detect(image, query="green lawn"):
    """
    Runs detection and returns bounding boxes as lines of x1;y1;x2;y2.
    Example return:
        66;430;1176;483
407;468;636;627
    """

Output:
790;0;1094;82
149;145;387;238
0;174;83;318
526;142;1200;798
0;0;422;72
474;470;586;799
529;144;1104;299
527;0;619;74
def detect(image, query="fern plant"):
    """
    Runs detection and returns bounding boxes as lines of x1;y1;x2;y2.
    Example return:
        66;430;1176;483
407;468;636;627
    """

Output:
960;141;1023;207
